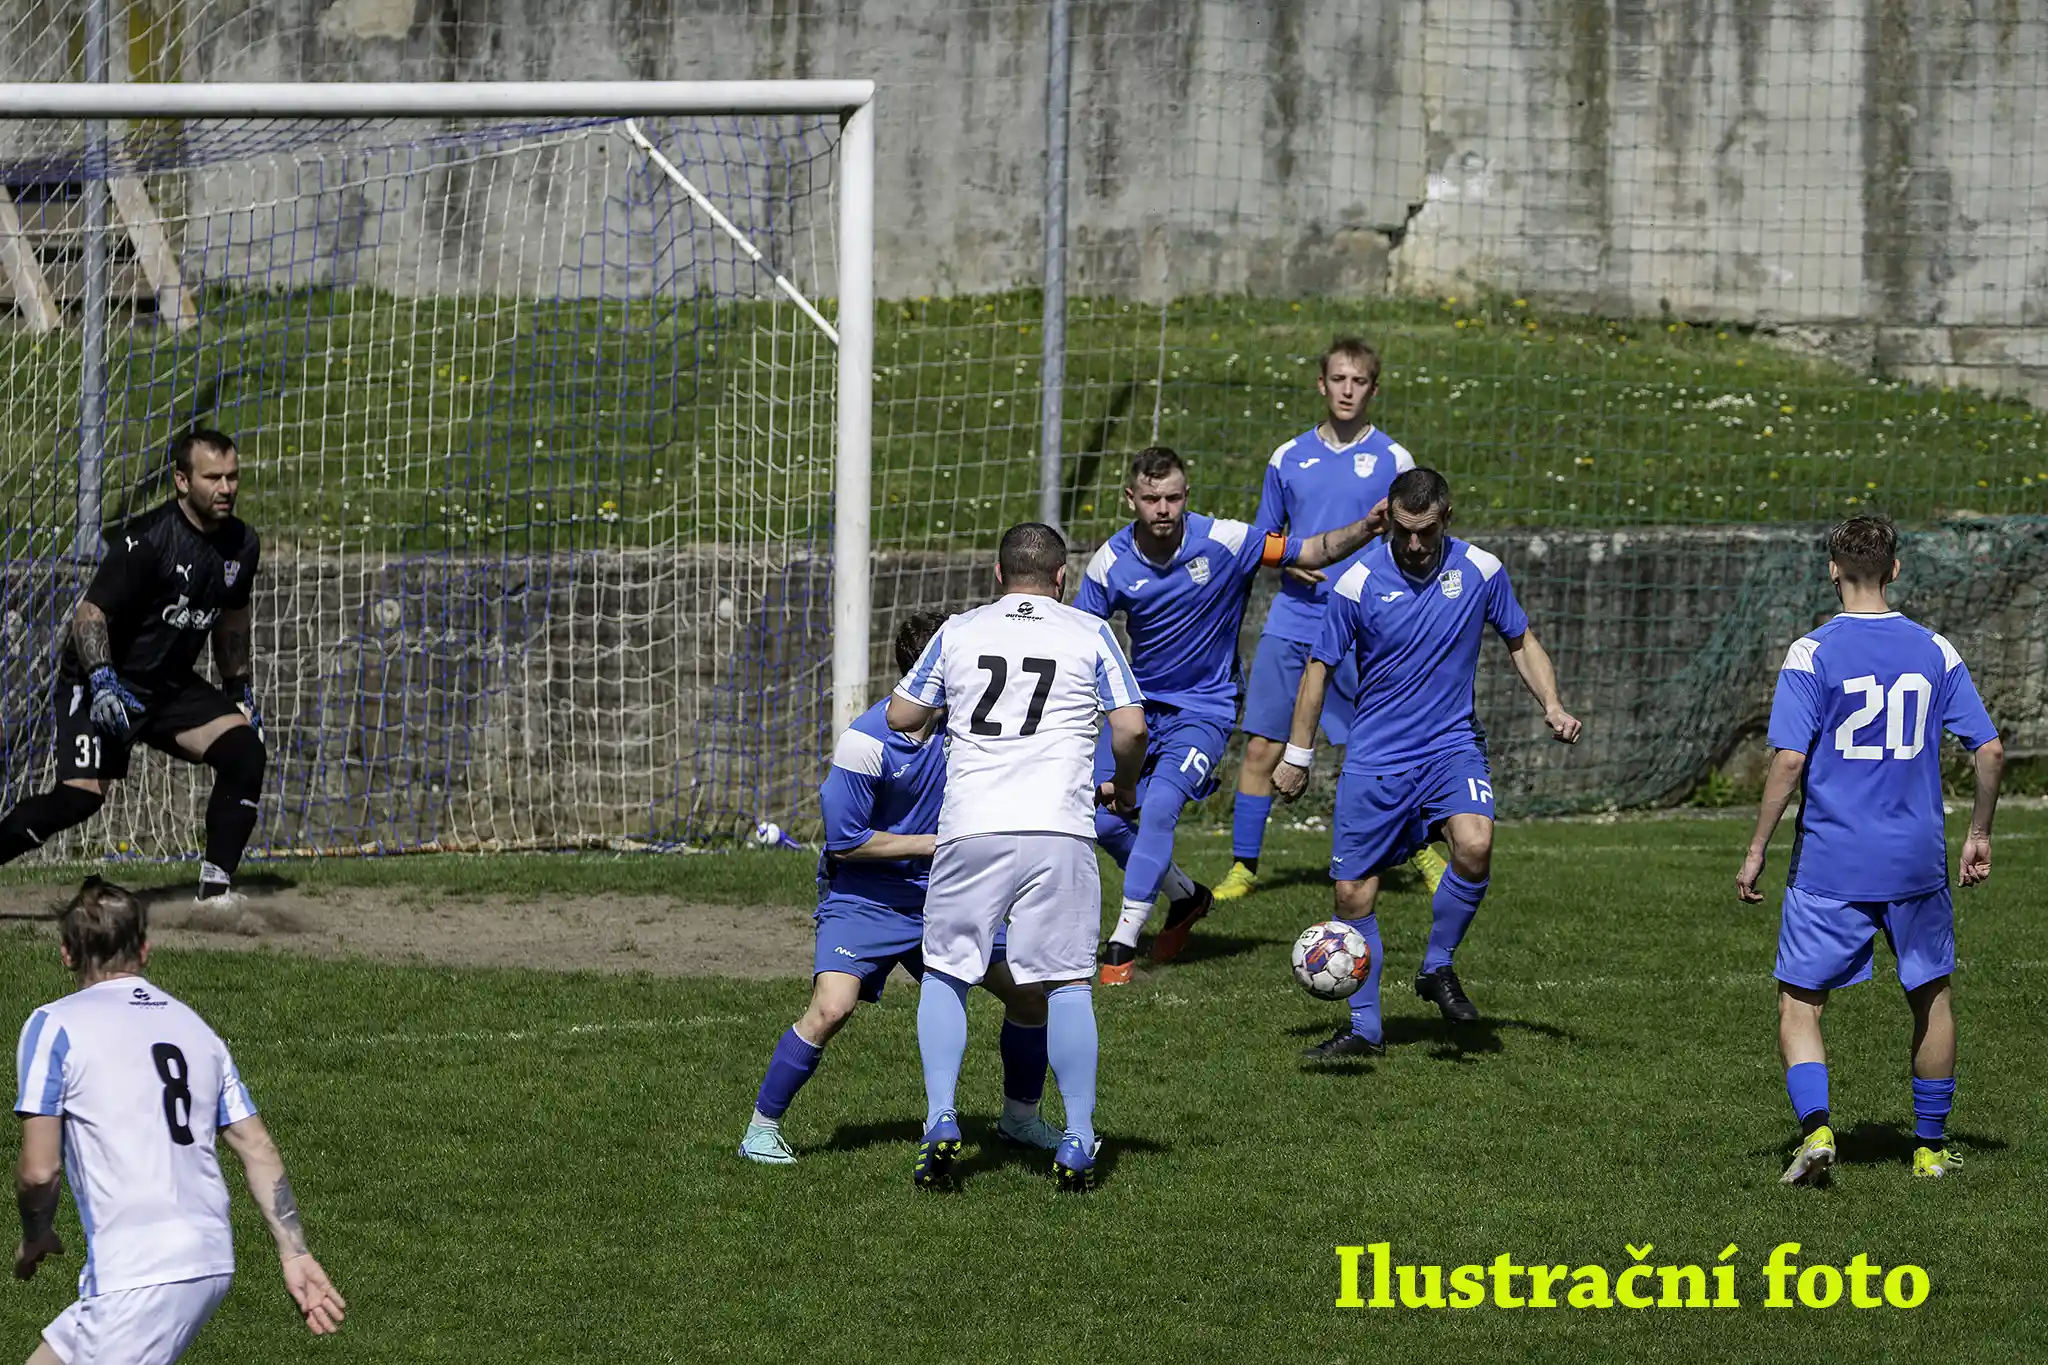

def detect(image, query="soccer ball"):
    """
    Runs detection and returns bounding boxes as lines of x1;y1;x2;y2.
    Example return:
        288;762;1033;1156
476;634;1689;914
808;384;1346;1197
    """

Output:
1291;921;1371;1000
749;820;798;850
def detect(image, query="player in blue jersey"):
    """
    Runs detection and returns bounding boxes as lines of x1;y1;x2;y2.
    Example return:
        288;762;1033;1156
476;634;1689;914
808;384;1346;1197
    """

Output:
738;611;1062;1164
1218;338;1447;904
1078;446;1391;985
1274;468;1581;1056
1736;516;2003;1184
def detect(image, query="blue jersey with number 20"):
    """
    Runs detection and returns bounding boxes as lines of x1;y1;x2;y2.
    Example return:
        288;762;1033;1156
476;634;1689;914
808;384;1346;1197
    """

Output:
1767;612;1998;902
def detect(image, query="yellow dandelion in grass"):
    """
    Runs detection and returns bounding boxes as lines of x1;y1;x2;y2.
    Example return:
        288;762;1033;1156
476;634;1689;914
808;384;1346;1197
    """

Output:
1513;298;1527;308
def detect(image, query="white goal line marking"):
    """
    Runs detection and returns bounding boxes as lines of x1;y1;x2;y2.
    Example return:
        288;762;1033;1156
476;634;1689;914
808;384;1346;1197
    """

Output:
621;119;840;346
240;1013;748;1054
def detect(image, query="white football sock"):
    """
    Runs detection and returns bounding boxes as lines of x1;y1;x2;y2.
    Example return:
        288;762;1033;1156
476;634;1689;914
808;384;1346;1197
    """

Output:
749;1109;780;1130
1111;898;1152;949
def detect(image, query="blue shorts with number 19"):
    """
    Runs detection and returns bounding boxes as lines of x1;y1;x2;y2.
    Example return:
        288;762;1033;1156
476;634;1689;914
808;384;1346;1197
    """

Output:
1331;745;1495;882
1092;703;1233;804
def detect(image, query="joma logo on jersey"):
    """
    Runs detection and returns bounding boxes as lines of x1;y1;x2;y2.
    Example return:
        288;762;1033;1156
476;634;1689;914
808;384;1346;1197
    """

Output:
161;595;221;631
1439;570;1464;600
1187;556;1212;585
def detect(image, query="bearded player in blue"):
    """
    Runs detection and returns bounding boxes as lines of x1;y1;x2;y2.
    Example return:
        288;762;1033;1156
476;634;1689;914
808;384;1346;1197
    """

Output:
1078;446;1390;985
740;611;1063;1163
1275;468;1581;1056
1218;337;1447;904
1737;515;2003;1184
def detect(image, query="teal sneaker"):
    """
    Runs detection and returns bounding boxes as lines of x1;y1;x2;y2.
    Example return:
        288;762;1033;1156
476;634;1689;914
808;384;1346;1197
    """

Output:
739;1122;797;1165
996;1111;1063;1151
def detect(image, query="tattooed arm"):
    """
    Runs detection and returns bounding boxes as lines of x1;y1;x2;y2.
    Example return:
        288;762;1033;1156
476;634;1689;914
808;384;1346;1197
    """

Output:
70;601;114;673
221;1116;346;1334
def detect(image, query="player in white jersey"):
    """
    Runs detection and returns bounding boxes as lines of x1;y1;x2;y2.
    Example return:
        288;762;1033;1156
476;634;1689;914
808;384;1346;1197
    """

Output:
13;878;345;1364
889;522;1146;1192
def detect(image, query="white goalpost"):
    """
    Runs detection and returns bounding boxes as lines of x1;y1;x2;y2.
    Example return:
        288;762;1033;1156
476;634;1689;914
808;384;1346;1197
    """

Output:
0;80;875;855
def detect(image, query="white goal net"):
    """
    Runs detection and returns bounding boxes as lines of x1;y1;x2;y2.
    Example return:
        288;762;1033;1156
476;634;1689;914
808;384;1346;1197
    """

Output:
0;84;875;857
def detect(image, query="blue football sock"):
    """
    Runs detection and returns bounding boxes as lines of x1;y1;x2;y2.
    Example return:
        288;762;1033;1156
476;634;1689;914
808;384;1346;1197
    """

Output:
1093;805;1136;869
1421;869;1488;973
1232;793;1273;863
917;971;972;1131
1912;1075;1955;1144
753;1026;824;1122
1045;983;1098;1149
1785;1061;1830;1126
1124;781;1189;905
999;1019;1048;1107
1342;913;1386;1045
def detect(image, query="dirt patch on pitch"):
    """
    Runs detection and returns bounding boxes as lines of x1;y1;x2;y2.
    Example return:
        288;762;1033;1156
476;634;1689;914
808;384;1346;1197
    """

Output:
0;882;813;979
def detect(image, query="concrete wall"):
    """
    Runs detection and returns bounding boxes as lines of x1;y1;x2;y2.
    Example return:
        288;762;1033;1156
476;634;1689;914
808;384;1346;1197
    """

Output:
5;0;2045;391
7;524;2038;856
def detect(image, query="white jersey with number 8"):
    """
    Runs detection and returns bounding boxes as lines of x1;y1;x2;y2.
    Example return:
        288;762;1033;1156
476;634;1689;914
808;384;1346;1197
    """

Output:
895;592;1143;843
14;977;256;1298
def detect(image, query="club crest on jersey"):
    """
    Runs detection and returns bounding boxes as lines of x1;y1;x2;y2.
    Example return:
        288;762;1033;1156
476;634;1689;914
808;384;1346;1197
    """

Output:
1439;569;1464;600
223;561;241;587
1353;451;1378;478
1187;555;1212;585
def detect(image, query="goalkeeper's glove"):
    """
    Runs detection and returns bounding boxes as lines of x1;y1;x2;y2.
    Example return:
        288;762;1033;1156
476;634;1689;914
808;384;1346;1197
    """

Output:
226;676;263;742
88;667;143;741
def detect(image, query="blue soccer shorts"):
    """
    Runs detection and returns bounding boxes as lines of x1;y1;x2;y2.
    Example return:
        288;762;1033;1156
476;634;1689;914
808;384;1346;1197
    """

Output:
1242;634;1362;745
813;895;1012;1000
1330;746;1495;882
1776;885;1955;993
1092;703;1233;805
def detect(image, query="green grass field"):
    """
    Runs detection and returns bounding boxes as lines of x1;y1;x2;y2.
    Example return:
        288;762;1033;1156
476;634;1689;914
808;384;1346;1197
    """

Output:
0;810;2042;1362
8;290;2045;558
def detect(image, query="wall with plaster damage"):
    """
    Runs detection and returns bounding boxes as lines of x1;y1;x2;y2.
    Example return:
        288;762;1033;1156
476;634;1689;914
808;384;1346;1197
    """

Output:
2;1;2046;375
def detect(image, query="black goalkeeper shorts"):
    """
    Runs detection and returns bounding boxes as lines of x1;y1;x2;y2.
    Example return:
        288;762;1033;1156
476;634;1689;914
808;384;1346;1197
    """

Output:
53;673;244;782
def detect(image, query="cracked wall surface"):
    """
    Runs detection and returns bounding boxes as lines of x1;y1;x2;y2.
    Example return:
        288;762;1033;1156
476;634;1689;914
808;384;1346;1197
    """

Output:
1;0;2045;356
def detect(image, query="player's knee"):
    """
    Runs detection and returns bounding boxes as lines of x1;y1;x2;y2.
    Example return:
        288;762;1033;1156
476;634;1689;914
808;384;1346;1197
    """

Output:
202;724;266;789
49;783;104;825
1333;879;1376;919
1448;827;1493;879
1093;805;1130;841
799;994;856;1040
1139;778;1189;824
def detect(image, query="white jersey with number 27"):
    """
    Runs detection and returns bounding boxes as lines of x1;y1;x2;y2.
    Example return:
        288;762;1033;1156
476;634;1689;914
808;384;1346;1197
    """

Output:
14;977;257;1298
896;592;1143;843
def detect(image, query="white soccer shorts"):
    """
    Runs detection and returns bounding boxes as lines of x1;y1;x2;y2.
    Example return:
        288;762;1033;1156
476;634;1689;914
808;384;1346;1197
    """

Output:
43;1273;231;1365
922;832;1101;985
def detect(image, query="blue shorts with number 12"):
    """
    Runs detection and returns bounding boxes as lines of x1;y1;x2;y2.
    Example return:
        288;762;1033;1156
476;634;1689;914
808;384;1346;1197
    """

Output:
1331;745;1494;882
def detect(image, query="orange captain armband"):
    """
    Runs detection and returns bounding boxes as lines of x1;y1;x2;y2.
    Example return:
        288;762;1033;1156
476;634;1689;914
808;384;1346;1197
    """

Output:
1261;531;1291;566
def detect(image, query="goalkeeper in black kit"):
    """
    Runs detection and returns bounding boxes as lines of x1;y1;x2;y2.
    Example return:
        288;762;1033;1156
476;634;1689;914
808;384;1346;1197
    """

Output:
0;429;268;899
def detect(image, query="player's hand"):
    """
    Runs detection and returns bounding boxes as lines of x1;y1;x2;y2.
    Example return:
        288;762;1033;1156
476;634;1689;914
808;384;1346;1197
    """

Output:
1363;496;1389;537
87;667;143;741
1283;566;1327;587
1735;848;1767;903
234;681;265;742
1273;762;1309;801
13;1229;62;1281
1544;706;1582;744
282;1253;347;1335
1958;831;1992;887
1096;782;1138;819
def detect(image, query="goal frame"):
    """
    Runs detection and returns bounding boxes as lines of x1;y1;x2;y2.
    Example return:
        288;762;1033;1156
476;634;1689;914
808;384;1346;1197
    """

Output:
0;79;879;738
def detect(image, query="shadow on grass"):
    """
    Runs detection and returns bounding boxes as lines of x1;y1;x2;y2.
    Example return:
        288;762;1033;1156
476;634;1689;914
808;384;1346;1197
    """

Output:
1285;1013;1576;1065
1150;932;1266;969
818;1118;1169;1192
1755;1120;2008;1170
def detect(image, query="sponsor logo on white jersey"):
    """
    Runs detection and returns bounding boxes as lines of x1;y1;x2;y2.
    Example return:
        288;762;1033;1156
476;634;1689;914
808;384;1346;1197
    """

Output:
1187;556;1212;585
